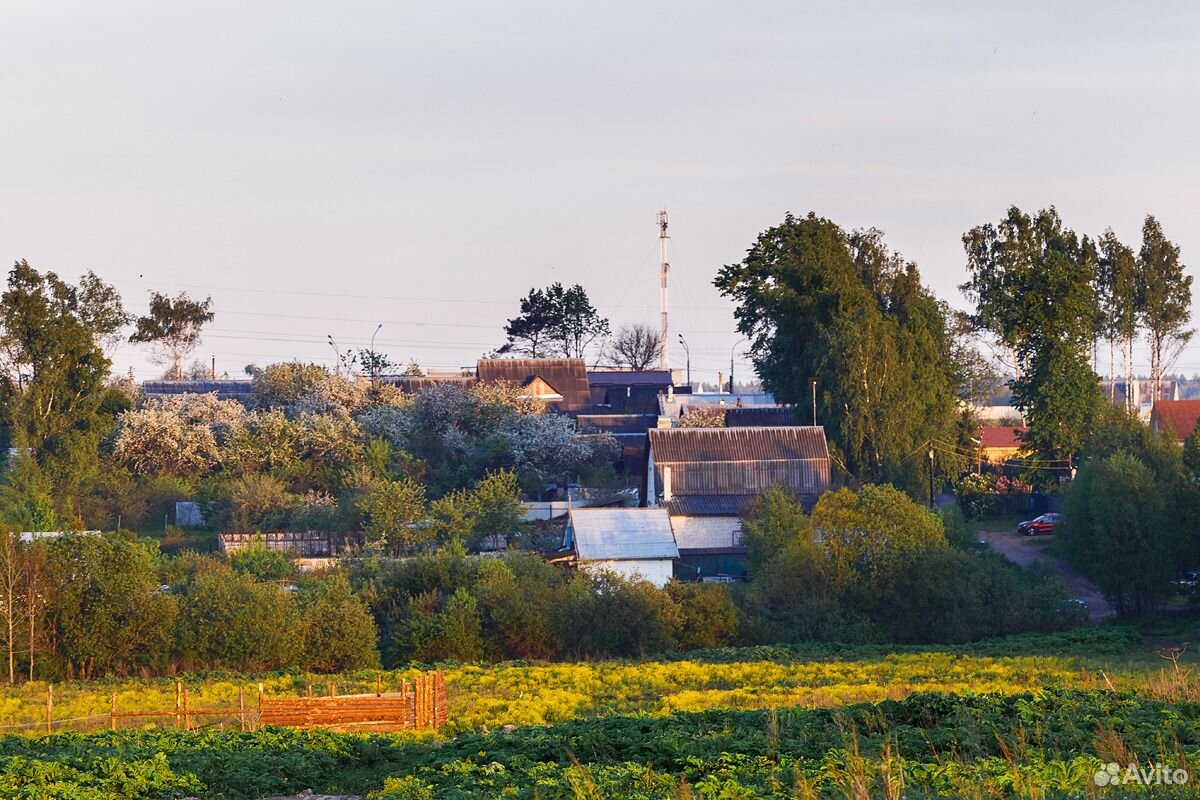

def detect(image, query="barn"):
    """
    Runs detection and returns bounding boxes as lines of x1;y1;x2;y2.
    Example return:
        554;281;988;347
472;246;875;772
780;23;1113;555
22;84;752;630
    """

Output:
561;507;678;587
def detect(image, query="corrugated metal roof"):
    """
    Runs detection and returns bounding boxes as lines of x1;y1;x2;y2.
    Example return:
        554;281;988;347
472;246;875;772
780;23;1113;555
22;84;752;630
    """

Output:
664;495;756;516
648;426;829;463
660;391;775;418
670;516;744;551
477;358;591;413
978;426;1027;449
587;370;673;387
567;507;678;561
384;375;478;393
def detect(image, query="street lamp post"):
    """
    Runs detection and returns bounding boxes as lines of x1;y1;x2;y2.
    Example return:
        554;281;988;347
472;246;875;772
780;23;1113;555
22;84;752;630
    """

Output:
327;335;340;375
369;323;383;383
677;334;690;387
729;337;748;394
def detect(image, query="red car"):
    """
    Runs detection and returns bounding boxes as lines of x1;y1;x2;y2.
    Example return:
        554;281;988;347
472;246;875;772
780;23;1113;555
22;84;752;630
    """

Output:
1017;513;1063;536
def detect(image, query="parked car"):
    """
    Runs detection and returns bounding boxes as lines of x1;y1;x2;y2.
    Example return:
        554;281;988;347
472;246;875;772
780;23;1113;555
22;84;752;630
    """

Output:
1017;513;1064;536
1172;570;1200;594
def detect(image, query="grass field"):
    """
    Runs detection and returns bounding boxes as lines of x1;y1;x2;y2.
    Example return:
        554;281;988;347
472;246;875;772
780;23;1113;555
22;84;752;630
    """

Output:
5;627;1199;798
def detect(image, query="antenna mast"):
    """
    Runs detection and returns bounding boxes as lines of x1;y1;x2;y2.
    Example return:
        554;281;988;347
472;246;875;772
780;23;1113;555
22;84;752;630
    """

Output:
658;210;670;370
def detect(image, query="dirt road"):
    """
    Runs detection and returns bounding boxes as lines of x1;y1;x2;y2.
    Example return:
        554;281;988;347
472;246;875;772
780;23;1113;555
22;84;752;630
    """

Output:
980;528;1115;622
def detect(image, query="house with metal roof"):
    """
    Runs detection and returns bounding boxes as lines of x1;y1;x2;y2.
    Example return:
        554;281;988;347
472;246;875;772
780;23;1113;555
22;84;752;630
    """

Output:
476;358;592;413
643;426;831;580
587;369;679;414
561;507;678;587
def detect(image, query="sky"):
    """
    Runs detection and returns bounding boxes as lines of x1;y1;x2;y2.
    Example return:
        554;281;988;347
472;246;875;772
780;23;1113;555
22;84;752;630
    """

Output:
3;1;1200;385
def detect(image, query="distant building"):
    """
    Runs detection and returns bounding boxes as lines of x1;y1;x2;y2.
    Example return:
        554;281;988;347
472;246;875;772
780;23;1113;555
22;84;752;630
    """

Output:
724;405;800;427
1150;400;1200;444
659;391;776;422
977;426;1029;465
575;413;660;481
644;426;831;580
561;507;678;587
587;369;677;414
476;358;592;413
141;380;253;402
1101;379;1180;413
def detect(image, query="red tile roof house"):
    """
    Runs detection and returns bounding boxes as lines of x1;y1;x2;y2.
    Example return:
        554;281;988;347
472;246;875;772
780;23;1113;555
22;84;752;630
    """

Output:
976;425;1029;464
1150;400;1200;444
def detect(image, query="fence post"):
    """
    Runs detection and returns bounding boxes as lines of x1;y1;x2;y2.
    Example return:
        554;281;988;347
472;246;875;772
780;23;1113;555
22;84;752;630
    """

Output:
239;687;246;732
307;684;313;699
376;672;382;697
45;685;52;735
183;686;190;731
257;682;264;731
329;683;336;698
110;692;116;731
175;681;182;730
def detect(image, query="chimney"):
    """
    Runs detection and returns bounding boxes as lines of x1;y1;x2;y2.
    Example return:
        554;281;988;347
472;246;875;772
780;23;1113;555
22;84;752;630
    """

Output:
718;371;724;392
662;466;673;501
667;384;674;402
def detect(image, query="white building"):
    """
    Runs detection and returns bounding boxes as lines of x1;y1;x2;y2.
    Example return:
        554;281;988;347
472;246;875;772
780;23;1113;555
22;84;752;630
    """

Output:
562;507;678;587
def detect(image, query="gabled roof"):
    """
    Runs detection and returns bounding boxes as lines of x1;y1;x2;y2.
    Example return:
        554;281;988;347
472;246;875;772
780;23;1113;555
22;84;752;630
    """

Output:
567;508;678;561
648;426;829;463
477;358;591;412
1152;400;1200;442
978;426;1027;450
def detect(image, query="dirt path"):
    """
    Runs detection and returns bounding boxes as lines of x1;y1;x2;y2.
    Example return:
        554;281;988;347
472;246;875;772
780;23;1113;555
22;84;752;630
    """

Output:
980;528;1115;622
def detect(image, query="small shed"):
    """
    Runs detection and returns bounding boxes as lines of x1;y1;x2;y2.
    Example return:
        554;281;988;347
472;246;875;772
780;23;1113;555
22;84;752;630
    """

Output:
977;426;1028;465
562;507;678;587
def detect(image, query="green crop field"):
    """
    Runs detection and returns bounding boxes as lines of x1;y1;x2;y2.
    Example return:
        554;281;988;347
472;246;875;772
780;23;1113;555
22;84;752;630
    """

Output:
2;628;1198;798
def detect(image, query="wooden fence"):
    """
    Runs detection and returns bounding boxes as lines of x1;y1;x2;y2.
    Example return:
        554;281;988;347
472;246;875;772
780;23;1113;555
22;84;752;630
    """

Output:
35;672;447;734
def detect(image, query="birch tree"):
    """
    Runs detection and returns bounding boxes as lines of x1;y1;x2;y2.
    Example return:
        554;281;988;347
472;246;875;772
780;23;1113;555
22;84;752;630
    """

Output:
1138;216;1193;406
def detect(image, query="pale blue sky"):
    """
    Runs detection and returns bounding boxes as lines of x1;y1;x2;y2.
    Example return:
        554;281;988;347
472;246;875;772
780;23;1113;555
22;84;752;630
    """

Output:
3;1;1199;382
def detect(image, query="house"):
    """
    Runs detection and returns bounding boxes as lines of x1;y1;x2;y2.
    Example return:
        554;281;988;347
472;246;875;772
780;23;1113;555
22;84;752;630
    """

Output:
659;391;776;422
1151;400;1200;444
643;426;831;579
1101;379;1180;413
561;507;678;587
575;413;660;482
587;369;678;414
476;358;592;413
977;426;1028;465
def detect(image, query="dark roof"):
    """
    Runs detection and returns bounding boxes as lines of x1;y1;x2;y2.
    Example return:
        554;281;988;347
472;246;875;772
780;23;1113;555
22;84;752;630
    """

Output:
587;370;673;387
724;406;799;427
1152;400;1200;441
476;358;591;413
383;375;478;393
648;426;830;463
664;495;757;516
576;414;659;434
142;380;253;400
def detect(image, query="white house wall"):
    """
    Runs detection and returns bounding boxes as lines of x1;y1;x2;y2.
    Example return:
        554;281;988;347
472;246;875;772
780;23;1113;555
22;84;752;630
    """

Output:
580;559;673;587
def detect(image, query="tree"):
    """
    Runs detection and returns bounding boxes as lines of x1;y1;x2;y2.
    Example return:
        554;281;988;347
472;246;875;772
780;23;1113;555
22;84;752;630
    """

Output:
500;288;557;357
1097;230;1139;411
1063;451;1175;614
715;214;957;485
962;207;1102;466
501;283;610;360
77;271;132;354
0;262;115;499
1138;216;1193;406
178;567;298;671
606;323;663;370
297;574;380;672
45;533;177;678
358;477;429;554
129;292;214;380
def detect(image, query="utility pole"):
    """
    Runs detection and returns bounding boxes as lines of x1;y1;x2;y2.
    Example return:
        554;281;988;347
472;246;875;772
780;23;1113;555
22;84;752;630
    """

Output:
327;335;341;376
729;337;747;394
928;445;936;509
677;334;690;387
658;210;670;371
